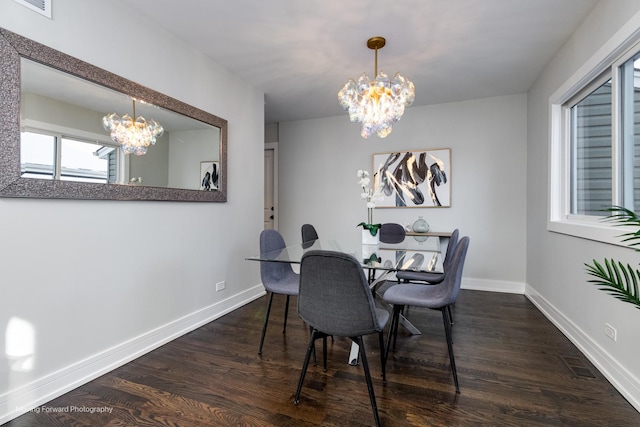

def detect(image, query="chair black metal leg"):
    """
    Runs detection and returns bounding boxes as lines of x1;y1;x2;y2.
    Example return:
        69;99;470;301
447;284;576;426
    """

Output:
384;309;394;362
283;295;290;333
294;329;318;405
258;292;274;354
442;308;460;393
447;304;454;326
378;331;386;383
310;326;317;366
385;305;401;361
392;305;404;351
322;335;328;372
355;336;381;427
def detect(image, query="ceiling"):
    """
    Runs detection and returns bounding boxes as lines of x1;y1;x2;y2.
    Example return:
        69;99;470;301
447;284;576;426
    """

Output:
21;59;212;132
119;0;599;124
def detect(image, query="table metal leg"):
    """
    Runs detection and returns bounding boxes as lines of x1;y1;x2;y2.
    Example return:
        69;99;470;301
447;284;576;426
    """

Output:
349;342;360;365
399;313;422;335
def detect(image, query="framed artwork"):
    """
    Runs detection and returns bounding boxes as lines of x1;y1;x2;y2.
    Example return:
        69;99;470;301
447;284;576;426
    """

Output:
200;161;219;191
372;148;451;208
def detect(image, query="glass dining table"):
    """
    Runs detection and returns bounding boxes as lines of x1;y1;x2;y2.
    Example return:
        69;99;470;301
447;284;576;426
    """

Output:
246;235;443;275
245;234;444;364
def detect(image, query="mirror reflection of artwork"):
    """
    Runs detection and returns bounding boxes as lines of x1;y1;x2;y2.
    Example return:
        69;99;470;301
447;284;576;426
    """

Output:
372;249;442;274
200;161;219;191
373;148;451;208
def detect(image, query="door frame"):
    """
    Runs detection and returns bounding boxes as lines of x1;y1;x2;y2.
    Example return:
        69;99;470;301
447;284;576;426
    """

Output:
265;142;279;230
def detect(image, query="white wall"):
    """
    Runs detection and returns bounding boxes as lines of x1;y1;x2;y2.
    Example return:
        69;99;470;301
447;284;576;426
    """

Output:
130;132;170;188
23;94;108;137
168;128;219;190
527;0;640;411
0;0;264;423
278;93;528;292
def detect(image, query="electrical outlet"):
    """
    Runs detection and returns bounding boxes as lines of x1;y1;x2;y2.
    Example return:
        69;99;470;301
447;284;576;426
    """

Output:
605;323;617;342
216;281;226;291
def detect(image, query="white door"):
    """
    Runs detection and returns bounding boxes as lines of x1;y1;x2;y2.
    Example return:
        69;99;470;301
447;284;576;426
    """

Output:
264;148;275;229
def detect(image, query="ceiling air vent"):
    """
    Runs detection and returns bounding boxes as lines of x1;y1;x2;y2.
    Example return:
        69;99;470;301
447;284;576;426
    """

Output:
13;0;51;19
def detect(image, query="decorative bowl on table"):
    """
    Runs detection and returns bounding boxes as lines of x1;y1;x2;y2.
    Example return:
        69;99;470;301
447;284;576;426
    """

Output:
412;216;430;233
411;216;429;242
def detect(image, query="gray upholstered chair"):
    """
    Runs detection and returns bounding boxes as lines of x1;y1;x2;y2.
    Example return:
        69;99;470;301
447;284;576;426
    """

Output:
294;250;389;427
301;223;319;246
300;223;334;358
379;223;406;244
395;228;460;324
258;229;299;354
382;236;469;393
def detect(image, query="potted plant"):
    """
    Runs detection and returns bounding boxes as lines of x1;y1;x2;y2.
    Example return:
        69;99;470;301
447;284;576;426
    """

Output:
356;169;384;244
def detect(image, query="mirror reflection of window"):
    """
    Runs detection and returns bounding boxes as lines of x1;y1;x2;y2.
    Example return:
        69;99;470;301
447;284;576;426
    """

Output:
20;131;114;183
20;131;54;179
60;137;109;183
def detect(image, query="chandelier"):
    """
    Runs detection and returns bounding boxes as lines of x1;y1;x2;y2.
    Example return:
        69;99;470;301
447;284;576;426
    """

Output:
102;99;164;155
338;37;415;139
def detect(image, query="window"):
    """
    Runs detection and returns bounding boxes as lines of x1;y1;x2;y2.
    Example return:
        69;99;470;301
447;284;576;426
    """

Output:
550;34;640;244
564;59;640;218
569;77;612;216
620;53;640;212
21;131;117;183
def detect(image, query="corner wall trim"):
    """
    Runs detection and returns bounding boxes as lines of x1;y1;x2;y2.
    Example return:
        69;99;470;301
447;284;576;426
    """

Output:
0;285;266;425
525;284;640;413
462;277;525;294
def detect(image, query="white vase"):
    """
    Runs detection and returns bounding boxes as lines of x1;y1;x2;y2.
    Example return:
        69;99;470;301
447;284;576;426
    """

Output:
362;243;379;260
362;229;380;245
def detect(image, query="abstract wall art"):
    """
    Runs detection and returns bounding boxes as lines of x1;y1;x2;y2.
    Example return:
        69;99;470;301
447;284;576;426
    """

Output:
372;148;451;208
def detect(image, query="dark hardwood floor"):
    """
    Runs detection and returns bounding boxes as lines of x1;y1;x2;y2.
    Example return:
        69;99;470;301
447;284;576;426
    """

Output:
4;290;639;426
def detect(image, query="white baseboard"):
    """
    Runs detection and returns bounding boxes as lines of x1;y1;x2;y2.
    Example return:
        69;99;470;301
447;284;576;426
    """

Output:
525;285;640;413
462;277;525;294
0;285;266;425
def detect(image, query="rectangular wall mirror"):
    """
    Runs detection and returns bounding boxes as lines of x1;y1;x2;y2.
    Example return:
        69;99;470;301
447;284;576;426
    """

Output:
0;28;228;202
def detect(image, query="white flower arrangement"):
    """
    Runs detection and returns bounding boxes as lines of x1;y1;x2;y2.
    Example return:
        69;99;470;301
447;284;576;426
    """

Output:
357;169;384;209
357;169;385;235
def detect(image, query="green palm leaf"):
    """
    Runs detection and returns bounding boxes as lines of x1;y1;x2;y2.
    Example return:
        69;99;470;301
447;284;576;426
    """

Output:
603;206;640;250
585;258;640;309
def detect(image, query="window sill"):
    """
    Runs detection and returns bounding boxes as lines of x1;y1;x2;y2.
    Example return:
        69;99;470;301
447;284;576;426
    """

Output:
547;217;633;248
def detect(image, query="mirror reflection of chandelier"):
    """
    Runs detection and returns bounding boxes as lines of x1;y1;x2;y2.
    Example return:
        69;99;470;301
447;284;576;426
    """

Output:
102;99;164;155
338;36;415;139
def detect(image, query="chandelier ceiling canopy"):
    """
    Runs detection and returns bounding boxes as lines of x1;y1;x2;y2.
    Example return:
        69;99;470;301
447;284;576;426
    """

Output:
338;36;415;139
102;99;164;155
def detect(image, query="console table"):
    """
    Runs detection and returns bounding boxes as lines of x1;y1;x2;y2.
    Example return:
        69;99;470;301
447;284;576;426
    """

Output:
405;231;452;237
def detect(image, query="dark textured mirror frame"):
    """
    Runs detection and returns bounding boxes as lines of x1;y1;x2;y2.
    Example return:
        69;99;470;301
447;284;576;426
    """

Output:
0;28;228;202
